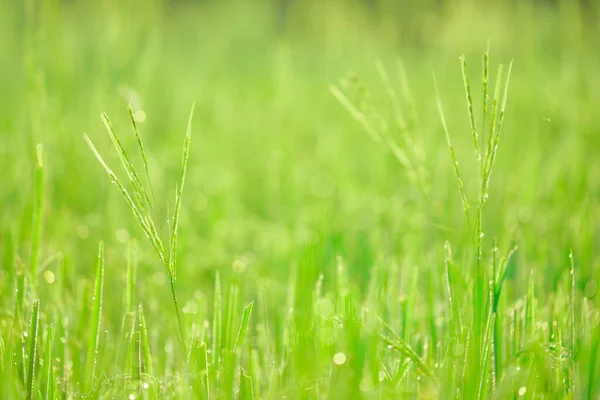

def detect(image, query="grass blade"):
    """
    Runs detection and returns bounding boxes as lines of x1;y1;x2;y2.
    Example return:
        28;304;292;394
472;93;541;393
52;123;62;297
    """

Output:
460;56;479;159
126;241;137;315
30;144;44;279
433;74;470;223
169;102;195;280
379;318;435;378
128;103;155;204
83;134;167;266
211;271;223;385
101;113;153;212
85;241;104;392
138;304;153;376
375;59;407;130
43;324;54;400
233;302;254;353
26;299;40;400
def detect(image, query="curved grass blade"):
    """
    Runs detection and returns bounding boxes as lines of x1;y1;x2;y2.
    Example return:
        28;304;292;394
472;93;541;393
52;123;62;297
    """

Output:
83;134;166;266
379;318;435;378
101;113;153;212
233;302;254;353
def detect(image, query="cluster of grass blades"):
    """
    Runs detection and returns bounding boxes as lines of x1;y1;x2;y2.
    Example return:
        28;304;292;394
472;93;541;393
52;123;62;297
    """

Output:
2;48;599;399
83;103;195;349
330;49;597;398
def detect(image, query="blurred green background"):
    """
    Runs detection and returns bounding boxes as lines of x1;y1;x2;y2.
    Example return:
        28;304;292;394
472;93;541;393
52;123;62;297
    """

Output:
1;0;600;396
2;0;598;285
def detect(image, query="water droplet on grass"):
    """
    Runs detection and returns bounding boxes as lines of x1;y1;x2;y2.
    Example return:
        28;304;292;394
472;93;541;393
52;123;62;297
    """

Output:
333;352;346;365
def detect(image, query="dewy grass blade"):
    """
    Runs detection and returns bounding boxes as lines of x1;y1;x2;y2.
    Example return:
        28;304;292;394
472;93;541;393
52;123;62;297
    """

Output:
169;102;195;280
485;60;513;192
460;56;479;159
42;324;54;400
233;302;254;353
212;272;223;380
83;134;166;266
434;74;470;223
444;241;463;335
478;309;495;400
138;304;153;376
85;242;104;392
128;103;156;204
101;113;153;212
26;299;40;400
481;43;490;141
379;318;435;378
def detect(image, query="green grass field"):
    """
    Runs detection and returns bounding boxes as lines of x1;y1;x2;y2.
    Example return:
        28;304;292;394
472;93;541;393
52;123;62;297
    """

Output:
1;0;600;398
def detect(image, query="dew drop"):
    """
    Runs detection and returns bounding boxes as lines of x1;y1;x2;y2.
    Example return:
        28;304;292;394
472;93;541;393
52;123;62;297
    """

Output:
333;352;346;365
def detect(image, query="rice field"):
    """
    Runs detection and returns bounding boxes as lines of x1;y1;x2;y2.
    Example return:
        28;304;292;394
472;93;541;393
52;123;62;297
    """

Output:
1;0;599;398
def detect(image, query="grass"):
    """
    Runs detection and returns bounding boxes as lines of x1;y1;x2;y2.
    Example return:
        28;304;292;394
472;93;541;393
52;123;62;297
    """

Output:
1;0;600;398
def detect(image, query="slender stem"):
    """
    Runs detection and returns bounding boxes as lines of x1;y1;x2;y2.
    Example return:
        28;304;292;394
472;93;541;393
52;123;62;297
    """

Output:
169;277;186;350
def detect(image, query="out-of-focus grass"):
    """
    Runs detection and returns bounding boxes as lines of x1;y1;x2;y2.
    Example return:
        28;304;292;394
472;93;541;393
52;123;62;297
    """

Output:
1;0;599;398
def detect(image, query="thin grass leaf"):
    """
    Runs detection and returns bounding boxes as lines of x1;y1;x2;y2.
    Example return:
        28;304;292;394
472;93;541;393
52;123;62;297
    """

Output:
128;103;155;204
43;324;54;400
587;327;600;399
493;246;518;310
126;241;137;315
233;302;254;353
56;314;66;399
138;304;152;376
460;56;480;159
478;283;495;400
26;299;40;400
101;113;153;212
444;241;463;335
84;242;104;392
240;368;255;400
83;134;167;266
481;43;490;142
569;251;577;393
169;102;195;280
211;272;222;382
379;318;435;378
375;60;407;130
433;74;470;223
329;85;381;143
484;61;513;198
526;269;535;339
199;342;210;400
30;144;44;279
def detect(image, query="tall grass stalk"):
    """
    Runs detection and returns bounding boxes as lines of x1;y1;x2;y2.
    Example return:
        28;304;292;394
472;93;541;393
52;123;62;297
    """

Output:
84;103;195;349
85;242;104;392
25;299;40;400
